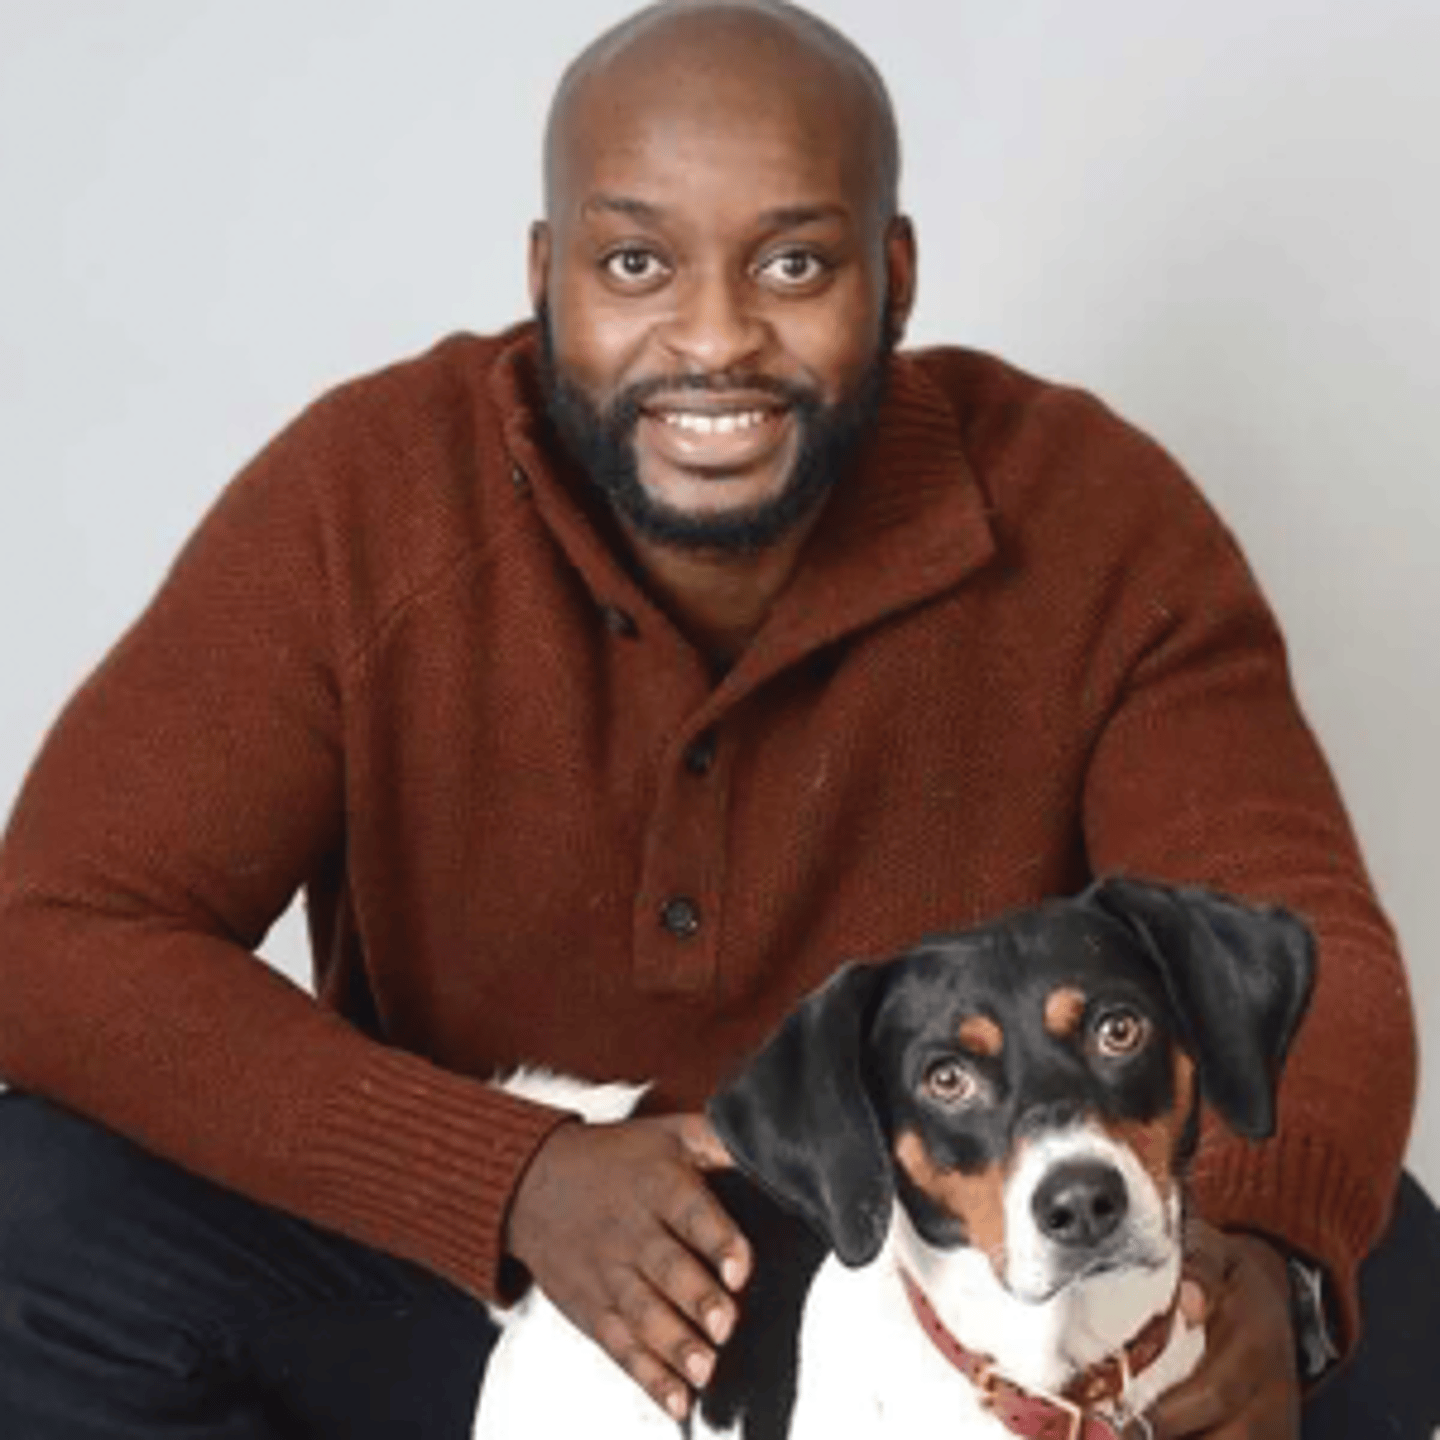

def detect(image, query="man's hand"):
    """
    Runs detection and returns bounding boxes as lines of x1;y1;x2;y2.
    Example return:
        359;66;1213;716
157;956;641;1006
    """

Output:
505;1113;751;1422
1150;1219;1300;1438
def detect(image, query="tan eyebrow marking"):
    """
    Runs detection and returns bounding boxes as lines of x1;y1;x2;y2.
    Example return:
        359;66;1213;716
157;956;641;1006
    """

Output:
895;1131;1008;1277
957;1014;1004;1057
1044;986;1088;1038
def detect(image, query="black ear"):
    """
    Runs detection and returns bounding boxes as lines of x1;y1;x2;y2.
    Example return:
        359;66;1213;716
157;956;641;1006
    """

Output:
1086;877;1316;1139
706;961;893;1267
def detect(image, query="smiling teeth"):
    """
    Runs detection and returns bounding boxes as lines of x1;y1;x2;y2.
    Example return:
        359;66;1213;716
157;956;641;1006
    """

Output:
659;410;770;435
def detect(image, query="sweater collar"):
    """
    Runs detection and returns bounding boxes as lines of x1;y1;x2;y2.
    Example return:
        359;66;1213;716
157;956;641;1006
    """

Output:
488;325;996;692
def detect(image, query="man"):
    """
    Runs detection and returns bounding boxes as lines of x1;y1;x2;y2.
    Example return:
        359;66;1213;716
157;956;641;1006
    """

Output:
0;2;1415;1436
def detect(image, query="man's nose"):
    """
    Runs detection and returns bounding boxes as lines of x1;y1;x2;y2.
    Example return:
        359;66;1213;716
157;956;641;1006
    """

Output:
659;267;766;375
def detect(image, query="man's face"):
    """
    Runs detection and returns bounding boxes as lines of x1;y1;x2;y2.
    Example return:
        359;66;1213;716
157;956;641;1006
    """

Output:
532;75;913;553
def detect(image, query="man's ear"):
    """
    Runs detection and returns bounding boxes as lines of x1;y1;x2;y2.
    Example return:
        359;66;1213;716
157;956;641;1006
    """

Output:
527;220;551;315
1085;876;1316;1140
884;214;917;346
707;961;894;1267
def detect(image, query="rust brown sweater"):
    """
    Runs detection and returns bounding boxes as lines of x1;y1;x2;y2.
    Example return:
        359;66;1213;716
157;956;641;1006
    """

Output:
0;325;1414;1342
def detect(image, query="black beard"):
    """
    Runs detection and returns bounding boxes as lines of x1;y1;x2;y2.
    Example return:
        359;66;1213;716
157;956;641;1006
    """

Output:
536;304;891;555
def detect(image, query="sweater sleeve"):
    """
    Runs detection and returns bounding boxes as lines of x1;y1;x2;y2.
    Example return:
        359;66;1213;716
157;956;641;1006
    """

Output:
1080;487;1416;1350
0;395;572;1303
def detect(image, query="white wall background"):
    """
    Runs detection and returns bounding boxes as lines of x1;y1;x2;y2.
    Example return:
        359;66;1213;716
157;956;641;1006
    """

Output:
1;2;1435;1187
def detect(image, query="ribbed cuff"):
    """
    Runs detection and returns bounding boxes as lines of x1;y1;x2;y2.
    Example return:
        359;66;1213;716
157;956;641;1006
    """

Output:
1190;1130;1391;1353
300;1045;577;1302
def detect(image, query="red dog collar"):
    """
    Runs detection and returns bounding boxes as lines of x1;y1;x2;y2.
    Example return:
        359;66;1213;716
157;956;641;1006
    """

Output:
899;1266;1177;1440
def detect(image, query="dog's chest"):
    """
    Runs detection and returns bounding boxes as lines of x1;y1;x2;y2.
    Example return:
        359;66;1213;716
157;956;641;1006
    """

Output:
781;1255;1022;1440
784;1253;1203;1440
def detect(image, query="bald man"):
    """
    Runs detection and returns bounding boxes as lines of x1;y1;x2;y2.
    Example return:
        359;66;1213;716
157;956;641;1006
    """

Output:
0;3;1414;1438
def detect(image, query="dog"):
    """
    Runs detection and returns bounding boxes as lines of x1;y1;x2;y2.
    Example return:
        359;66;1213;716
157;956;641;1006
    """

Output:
472;876;1315;1439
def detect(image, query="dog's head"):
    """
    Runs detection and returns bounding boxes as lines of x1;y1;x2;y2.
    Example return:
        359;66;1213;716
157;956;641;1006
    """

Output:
707;878;1313;1306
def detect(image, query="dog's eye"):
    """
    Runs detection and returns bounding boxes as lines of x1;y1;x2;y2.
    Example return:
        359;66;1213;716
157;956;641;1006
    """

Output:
922;1059;981;1106
1091;1009;1150;1058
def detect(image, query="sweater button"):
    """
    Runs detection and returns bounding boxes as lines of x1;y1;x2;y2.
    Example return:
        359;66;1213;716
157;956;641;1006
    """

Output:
601;604;639;639
509;463;530;494
683;730;718;776
660;896;702;939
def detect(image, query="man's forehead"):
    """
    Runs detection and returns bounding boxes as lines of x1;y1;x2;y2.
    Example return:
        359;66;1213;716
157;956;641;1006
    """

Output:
557;99;861;229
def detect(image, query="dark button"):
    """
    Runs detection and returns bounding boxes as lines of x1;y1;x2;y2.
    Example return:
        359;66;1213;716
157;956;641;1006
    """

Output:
660;896;702;939
600;604;639;639
683;730;718;776
509;463;530;493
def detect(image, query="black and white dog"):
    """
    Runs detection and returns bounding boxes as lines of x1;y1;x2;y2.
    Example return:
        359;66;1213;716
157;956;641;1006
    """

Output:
473;877;1314;1439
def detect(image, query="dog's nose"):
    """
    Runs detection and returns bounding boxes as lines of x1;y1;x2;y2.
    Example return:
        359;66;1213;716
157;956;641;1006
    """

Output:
1031;1162;1128;1247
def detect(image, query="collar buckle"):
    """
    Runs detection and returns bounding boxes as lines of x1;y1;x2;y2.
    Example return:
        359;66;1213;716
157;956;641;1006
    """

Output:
973;1359;1000;1407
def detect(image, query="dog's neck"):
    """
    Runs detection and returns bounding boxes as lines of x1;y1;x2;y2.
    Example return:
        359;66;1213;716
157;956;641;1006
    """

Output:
899;1262;1181;1429
884;1205;1187;1402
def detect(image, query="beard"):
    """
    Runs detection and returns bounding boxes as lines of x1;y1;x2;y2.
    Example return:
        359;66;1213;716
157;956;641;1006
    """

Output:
536;303;892;554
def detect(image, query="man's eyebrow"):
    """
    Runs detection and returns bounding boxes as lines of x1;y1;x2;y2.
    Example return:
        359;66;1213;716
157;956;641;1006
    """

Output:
579;195;852;230
755;203;852;230
582;193;665;224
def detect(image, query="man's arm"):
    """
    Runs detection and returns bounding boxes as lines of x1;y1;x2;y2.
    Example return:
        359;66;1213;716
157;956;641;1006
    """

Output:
1080;493;1415;1428
0;390;570;1304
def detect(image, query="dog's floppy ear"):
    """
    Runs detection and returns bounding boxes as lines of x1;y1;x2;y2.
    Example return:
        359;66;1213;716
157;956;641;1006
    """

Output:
1086;876;1315;1139
707;960;893;1268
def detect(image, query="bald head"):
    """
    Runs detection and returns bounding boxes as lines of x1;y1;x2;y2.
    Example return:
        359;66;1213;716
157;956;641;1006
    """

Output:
544;0;901;226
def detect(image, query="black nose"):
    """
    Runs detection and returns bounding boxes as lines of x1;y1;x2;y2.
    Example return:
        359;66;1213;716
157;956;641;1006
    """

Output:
1032;1161;1128;1247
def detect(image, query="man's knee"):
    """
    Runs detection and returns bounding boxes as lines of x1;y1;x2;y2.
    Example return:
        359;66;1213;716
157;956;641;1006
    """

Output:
0;1090;495;1433
0;1090;189;1261
0;1091;228;1420
0;1090;160;1266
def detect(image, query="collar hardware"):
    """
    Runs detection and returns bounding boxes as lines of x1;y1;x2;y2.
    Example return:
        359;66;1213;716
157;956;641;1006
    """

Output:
899;1267;1174;1440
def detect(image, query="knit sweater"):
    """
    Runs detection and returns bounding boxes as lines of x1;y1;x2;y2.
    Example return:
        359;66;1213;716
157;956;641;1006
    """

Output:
0;324;1414;1345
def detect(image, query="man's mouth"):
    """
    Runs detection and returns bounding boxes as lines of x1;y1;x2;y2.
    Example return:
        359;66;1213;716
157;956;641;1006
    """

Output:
637;400;796;475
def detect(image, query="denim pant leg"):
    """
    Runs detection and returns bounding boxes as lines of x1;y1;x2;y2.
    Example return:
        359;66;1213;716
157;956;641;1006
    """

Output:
0;1091;499;1439
1302;1171;1440;1439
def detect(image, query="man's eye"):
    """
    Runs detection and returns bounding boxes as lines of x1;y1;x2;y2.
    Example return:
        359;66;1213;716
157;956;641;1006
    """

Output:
602;248;668;284
922;1059;981;1107
1091;1009;1150;1058
758;249;828;288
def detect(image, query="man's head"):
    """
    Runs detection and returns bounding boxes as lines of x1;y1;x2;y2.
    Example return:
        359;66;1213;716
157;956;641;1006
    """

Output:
530;0;916;554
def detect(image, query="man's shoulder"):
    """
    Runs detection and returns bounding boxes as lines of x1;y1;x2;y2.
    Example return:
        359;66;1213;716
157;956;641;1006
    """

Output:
906;344;1145;455
272;324;532;524
222;326;538;657
904;343;1215;533
311;327;519;445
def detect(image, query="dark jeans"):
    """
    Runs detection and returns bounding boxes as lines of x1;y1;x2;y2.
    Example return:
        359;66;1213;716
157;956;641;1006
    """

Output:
0;1091;1435;1438
0;1092;498;1437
